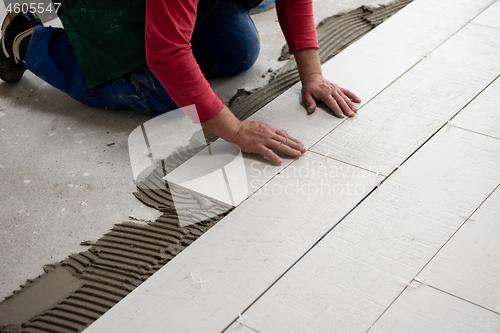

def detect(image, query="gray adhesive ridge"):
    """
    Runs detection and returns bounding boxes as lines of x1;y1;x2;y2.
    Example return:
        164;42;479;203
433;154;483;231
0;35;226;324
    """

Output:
0;2;412;332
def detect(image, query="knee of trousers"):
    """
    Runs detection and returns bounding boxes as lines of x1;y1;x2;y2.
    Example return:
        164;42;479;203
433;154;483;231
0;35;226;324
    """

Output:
223;23;260;75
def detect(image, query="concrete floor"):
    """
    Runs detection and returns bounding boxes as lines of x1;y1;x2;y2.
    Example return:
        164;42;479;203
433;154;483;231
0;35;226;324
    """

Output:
0;0;394;301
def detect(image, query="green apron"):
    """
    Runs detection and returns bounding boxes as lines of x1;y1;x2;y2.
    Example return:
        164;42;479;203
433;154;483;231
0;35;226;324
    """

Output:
57;0;219;89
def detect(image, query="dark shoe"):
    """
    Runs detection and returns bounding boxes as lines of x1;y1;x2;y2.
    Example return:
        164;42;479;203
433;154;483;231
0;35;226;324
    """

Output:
1;11;42;82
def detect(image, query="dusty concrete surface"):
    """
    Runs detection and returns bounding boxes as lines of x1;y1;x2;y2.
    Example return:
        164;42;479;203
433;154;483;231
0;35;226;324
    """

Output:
0;0;397;305
0;73;163;302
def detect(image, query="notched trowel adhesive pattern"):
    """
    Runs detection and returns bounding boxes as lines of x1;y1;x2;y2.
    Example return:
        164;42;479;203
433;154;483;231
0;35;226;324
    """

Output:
0;145;231;333
0;1;412;332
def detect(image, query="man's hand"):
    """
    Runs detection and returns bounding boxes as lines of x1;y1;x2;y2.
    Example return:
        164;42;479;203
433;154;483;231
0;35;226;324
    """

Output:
295;49;361;117
233;121;305;164
301;73;361;117
201;106;305;164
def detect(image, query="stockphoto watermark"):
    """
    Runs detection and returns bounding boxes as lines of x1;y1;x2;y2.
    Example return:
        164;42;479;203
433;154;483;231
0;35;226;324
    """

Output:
254;178;368;199
127;105;246;227
247;159;377;200
4;0;60;23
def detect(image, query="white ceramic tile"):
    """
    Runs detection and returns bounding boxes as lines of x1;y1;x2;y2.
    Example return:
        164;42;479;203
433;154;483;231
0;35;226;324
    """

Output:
312;23;500;175
245;84;346;148
320;43;421;108
83;153;380;333
417;186;500;313
451;77;500;140
310;100;442;176
354;0;496;58
163;82;350;209
317;0;495;107
369;285;500;333
225;127;500;333
472;0;500;29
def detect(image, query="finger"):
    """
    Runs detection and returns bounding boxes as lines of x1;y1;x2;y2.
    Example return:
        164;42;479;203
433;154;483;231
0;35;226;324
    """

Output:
262;147;282;164
338;91;357;117
272;139;302;158
275;129;299;143
341;87;361;103
275;130;305;150
330;91;355;117
276;131;298;145
302;91;317;114
273;134;305;154
322;97;344;118
339;91;359;113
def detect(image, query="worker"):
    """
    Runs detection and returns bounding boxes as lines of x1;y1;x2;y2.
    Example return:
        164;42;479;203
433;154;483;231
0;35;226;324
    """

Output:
0;0;360;164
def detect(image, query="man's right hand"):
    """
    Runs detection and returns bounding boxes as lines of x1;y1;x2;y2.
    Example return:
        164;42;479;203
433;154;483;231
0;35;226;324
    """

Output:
233;121;305;164
201;105;305;164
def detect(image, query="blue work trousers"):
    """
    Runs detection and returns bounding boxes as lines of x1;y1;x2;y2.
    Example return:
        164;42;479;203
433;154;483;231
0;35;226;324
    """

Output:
25;0;260;116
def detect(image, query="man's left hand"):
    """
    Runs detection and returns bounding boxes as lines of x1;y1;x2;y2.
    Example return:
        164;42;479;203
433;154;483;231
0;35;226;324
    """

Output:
301;73;361;117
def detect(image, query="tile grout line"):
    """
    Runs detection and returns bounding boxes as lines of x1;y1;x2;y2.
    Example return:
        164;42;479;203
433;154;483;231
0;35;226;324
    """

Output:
426;284;500;316
308;150;385;176
221;168;388;332
448;124;500;142
412;183;500;286
444;73;500;131
365;183;500;333
447;73;500;120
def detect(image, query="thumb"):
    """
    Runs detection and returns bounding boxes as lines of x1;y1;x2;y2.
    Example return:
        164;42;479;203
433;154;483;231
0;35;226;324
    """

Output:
302;93;317;114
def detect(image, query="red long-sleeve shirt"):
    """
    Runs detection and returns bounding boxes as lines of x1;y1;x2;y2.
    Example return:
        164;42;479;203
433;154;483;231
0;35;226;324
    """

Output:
145;0;318;123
